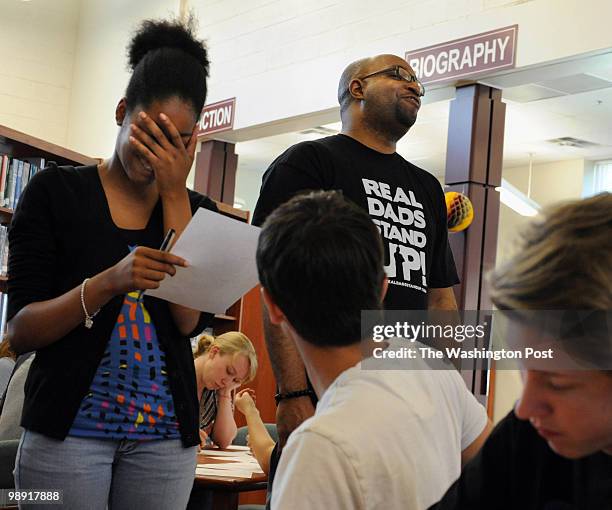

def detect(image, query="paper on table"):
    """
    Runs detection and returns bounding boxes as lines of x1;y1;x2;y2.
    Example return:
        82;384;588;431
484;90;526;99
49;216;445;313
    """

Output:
205;456;260;465
200;449;253;458
195;467;254;478
148;208;260;313
199;462;263;472
205;457;259;465
225;445;251;451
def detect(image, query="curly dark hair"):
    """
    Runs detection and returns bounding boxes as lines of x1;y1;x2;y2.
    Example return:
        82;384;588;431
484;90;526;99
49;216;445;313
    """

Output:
125;17;209;116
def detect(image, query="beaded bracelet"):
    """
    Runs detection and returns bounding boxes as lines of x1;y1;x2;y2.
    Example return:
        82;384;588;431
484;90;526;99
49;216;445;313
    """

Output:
274;389;315;404
80;278;100;329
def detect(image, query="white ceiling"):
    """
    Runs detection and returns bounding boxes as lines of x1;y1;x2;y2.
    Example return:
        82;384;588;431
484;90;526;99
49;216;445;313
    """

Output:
236;84;612;177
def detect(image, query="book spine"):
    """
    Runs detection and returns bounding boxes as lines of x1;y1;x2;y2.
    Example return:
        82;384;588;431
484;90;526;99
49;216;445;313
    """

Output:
0;225;7;275
20;161;31;197
14;160;23;207
0;292;7;335
29;164;37;182
6;159;17;209
0;155;8;204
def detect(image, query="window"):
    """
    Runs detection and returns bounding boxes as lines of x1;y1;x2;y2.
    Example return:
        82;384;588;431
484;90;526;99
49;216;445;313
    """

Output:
583;160;612;197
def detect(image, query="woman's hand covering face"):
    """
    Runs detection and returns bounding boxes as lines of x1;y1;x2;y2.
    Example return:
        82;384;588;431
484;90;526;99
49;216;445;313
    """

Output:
129;111;198;196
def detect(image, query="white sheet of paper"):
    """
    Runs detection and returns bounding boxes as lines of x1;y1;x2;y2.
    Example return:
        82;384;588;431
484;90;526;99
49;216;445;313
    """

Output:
198;457;257;463
225;445;251;451
203;457;261;471
200;450;253;458
198;462;263;472
148;208;260;313
195;467;254;478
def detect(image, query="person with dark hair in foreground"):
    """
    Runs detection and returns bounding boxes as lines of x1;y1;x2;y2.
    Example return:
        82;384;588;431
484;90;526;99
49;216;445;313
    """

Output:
257;191;490;510
7;18;216;509
429;193;612;510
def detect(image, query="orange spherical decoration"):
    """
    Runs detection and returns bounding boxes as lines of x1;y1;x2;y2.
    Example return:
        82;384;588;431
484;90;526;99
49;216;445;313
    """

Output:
445;191;474;232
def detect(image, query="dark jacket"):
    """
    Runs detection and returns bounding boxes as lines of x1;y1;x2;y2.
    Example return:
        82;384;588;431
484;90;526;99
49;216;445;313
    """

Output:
7;164;216;447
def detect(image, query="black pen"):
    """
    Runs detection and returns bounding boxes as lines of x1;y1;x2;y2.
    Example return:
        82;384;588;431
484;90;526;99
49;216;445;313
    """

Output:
137;228;176;301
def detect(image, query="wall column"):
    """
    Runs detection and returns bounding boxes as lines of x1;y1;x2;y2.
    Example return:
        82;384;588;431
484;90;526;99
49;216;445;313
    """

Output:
193;140;238;204
444;84;505;404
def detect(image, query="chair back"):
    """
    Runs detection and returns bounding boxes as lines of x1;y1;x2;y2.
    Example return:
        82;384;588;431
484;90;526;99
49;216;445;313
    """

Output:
233;423;278;446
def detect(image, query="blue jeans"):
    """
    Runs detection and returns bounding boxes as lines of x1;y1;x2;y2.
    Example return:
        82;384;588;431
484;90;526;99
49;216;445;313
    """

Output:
15;429;197;510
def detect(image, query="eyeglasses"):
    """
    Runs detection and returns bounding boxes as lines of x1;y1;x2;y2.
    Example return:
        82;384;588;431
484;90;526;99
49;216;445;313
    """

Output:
359;65;425;97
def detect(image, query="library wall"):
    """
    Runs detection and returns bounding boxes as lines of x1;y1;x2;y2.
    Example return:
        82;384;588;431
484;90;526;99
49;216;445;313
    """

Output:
61;0;612;156
497;158;587;265
0;0;80;146
504;159;587;207
492;158;588;423
66;0;180;159
192;0;612;132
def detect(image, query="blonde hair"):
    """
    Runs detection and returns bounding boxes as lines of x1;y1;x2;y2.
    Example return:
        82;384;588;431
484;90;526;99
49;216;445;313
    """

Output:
194;331;258;384
490;193;612;310
0;335;15;361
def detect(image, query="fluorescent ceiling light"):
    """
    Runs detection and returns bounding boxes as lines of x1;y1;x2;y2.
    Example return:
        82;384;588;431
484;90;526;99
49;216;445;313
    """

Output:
495;179;540;217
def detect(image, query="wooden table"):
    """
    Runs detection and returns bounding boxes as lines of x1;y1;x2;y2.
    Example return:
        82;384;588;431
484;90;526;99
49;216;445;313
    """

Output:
190;449;267;510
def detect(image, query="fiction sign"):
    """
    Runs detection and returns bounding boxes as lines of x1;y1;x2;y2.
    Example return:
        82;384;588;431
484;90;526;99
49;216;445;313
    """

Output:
197;98;236;136
405;25;518;85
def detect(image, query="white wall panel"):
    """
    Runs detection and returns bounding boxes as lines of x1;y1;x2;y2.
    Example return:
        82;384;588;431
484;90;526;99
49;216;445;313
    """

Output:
0;0;80;145
194;0;612;133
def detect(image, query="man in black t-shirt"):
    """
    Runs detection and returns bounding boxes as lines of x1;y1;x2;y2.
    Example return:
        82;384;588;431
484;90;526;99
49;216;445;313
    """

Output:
252;134;458;309
252;54;460;458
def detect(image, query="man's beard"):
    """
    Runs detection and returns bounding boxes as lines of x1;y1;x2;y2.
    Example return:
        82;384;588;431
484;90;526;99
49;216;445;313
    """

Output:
395;102;417;130
364;100;417;142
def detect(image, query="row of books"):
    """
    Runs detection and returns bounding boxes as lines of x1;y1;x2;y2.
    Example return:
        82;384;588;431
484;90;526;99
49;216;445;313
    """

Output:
0;225;6;335
0;223;8;335
0;292;7;338
0;154;46;210
0;225;7;276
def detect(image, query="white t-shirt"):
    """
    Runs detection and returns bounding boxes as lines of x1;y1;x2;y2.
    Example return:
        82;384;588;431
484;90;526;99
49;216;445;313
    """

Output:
271;343;488;510
0;357;15;398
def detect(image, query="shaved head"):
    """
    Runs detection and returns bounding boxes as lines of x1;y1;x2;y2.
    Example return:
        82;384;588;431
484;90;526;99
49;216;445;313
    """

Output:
337;58;369;112
337;54;412;113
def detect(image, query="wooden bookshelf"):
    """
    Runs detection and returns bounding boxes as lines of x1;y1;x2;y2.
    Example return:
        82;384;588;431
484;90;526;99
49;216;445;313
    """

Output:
0;125;98;167
214;201;249;222
213;314;237;322
0;207;12;225
0;125;99;303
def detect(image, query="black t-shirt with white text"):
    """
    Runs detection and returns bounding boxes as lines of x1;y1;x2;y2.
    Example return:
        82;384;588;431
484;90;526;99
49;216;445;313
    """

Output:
252;134;459;310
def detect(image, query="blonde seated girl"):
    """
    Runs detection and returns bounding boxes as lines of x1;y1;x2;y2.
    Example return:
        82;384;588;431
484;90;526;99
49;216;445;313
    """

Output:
193;332;257;449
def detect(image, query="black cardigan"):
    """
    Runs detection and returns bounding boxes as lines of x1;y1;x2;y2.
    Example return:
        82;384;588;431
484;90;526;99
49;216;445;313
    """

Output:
7;164;216;447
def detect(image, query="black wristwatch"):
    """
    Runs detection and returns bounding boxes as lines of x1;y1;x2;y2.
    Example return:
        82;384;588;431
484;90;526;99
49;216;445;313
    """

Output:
274;389;315;404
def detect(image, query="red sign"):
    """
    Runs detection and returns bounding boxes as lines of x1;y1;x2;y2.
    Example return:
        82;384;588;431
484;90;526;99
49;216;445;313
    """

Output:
197;98;236;136
405;25;518;85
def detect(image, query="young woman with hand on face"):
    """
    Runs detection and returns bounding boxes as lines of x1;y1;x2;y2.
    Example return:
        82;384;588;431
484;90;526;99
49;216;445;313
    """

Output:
7;18;219;510
193;333;258;449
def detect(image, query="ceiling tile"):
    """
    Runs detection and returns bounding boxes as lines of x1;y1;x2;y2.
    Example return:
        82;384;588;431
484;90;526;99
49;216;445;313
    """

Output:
503;84;566;103
536;73;612;95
